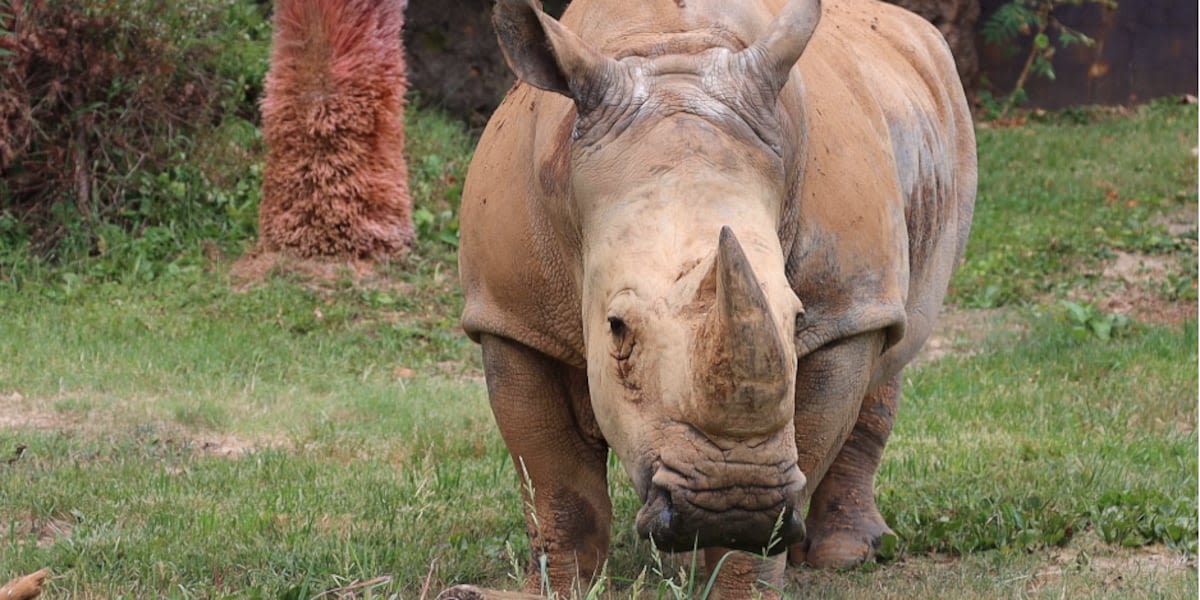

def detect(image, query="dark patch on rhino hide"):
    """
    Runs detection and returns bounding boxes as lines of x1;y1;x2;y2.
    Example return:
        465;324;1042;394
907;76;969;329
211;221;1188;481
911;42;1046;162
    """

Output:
785;228;906;355
786;229;851;320
539;108;577;199
550;489;602;554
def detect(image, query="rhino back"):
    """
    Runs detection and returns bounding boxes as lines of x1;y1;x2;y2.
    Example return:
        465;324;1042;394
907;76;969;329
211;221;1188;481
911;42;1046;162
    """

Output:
785;0;976;380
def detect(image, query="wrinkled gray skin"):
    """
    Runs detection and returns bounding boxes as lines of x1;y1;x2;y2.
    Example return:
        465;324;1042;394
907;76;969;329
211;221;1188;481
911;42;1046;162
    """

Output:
448;0;976;597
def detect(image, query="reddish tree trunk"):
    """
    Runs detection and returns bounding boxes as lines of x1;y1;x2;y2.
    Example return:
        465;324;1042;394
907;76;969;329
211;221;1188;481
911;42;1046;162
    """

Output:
259;0;413;259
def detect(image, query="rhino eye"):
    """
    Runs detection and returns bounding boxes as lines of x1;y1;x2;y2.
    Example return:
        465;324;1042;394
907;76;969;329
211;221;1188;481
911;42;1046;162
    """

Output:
607;316;628;338
607;316;635;365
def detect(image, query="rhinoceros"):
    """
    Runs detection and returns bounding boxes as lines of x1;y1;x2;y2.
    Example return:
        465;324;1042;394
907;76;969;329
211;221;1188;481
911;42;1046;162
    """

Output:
446;0;975;596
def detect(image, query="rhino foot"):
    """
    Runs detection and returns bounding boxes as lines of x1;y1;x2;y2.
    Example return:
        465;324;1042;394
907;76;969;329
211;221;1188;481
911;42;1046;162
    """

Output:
791;505;893;569
703;549;787;600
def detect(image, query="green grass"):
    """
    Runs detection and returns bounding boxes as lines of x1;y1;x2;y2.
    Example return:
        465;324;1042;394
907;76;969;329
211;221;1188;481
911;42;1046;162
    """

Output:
954;101;1198;307
886;317;1196;556
1;103;1197;597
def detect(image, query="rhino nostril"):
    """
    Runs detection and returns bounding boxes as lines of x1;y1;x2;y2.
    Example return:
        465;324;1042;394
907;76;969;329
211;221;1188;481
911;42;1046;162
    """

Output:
634;484;675;540
658;505;674;528
780;505;806;547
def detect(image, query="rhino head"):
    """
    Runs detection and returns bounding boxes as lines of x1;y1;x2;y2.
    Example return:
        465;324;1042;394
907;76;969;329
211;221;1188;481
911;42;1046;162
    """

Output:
494;0;821;553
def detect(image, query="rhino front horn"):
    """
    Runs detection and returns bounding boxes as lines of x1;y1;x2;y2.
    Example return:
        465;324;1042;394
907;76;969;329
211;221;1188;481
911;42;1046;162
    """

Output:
692;227;791;437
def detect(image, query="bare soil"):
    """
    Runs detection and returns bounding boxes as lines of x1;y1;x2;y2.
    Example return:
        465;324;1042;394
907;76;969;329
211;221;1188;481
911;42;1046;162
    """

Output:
1028;543;1197;594
230;248;389;290
917;307;1024;365
0;390;273;459
923;203;1196;366
1085;205;1198;325
786;540;1196;598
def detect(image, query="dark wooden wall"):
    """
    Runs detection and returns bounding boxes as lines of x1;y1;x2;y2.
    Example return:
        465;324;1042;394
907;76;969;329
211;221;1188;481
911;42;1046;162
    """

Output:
977;0;1198;108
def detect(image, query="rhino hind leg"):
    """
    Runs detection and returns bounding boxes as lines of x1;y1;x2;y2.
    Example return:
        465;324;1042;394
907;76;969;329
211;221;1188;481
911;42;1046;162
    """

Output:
792;373;900;569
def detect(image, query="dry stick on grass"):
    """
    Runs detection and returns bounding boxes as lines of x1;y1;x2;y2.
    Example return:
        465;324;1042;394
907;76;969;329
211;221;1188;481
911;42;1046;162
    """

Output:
309;575;392;599
0;569;50;600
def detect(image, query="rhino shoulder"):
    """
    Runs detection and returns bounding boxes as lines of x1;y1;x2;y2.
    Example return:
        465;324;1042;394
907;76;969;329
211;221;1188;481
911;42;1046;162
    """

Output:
459;86;587;367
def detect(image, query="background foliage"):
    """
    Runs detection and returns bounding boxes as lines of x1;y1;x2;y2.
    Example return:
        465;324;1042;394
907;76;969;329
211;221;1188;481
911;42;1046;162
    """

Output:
0;0;269;272
979;0;1119;118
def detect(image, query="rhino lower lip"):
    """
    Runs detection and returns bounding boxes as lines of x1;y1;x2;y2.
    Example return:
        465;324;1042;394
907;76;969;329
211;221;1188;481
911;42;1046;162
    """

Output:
633;458;807;552
634;484;804;553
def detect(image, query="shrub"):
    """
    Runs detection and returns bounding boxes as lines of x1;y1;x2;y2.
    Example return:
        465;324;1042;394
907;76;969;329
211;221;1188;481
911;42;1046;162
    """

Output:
0;0;269;271
979;0;1118;119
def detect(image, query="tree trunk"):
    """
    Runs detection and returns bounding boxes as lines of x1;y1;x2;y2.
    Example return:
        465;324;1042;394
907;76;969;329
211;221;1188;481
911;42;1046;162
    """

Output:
257;0;414;260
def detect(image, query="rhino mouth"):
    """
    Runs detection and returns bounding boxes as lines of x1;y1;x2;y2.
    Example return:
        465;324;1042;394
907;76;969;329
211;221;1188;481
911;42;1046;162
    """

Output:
633;454;807;553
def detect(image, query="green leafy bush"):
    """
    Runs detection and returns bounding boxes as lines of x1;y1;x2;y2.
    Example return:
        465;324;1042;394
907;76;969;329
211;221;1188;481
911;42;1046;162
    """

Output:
1059;300;1133;341
405;100;474;250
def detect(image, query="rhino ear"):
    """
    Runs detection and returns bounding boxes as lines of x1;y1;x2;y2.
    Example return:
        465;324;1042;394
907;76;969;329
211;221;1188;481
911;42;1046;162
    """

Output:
492;0;618;108
741;0;822;95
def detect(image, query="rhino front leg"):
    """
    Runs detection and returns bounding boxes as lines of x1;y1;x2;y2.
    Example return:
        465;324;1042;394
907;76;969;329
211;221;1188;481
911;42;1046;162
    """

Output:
703;549;787;600
793;373;900;568
478;334;612;595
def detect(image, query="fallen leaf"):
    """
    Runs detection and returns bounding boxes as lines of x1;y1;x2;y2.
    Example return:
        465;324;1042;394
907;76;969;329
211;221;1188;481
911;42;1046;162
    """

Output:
0;569;50;600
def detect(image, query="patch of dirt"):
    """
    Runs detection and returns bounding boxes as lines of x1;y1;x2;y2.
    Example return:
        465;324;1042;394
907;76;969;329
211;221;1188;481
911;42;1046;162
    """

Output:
1090;250;1196;325
915;307;1024;365
1059;203;1198;326
193;434;273;458
1153;206;1199;238
0;390;278;459
0;392;78;430
785;542;1195;598
4;513;74;549
1027;544;1197;595
230;247;405;291
1080;247;1198;326
35;519;72;548
1102;251;1177;285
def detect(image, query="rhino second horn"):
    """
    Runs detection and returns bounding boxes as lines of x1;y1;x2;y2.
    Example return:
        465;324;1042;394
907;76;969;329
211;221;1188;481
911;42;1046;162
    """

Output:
692;227;790;436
